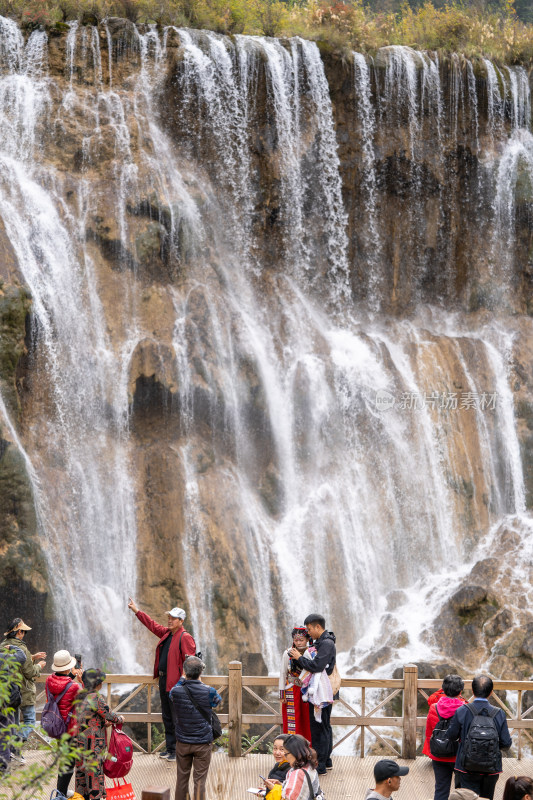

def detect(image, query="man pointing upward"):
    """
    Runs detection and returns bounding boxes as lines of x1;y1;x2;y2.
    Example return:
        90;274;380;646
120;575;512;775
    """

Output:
128;597;196;761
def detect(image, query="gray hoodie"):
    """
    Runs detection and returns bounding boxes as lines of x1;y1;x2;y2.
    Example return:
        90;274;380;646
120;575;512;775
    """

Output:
366;791;390;800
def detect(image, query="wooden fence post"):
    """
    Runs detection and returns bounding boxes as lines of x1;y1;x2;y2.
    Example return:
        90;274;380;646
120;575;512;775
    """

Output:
402;664;418;759
228;660;243;757
142;789;170;800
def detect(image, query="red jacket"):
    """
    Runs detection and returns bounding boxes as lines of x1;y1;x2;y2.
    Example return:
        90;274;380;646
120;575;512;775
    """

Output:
136;610;196;692
423;693;468;762
45;674;81;734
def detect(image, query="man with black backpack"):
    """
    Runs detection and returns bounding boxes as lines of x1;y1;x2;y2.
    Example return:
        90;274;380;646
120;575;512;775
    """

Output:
444;675;512;800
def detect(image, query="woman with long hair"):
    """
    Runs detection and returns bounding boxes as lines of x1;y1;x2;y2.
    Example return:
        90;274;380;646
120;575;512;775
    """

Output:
502;777;533;800
264;734;322;800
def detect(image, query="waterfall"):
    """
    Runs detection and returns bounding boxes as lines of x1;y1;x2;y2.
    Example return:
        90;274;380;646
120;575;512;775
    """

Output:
352;52;381;305
0;20;531;673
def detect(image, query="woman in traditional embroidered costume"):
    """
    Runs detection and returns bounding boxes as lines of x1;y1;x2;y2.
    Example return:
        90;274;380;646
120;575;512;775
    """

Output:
279;627;312;741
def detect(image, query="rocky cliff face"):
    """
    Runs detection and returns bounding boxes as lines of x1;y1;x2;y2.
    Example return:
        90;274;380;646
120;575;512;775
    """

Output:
0;19;531;675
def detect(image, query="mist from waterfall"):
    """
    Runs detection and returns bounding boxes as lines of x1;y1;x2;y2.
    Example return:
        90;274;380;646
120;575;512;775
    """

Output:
0;21;531;671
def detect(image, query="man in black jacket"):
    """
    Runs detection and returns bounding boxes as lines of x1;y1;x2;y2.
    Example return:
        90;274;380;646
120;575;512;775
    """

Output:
289;613;336;775
444;675;512;800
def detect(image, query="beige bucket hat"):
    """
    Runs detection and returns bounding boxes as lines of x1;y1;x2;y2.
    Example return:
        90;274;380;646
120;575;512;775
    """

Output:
449;790;489;800
51;649;77;673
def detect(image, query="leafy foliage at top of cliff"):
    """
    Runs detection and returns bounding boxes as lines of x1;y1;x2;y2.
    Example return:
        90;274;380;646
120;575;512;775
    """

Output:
1;0;532;63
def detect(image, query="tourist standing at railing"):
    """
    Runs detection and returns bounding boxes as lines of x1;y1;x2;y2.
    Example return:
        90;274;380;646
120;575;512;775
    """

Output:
1;618;46;750
169;655;221;800
279;627;312;741
289;614;336;776
128;598;196;762
423;674;468;800
443;675;512;800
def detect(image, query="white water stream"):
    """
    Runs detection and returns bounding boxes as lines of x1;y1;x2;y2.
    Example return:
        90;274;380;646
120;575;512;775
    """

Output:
0;24;531;672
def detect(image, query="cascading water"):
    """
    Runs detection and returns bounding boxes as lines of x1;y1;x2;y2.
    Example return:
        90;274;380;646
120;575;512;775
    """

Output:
0;21;531;679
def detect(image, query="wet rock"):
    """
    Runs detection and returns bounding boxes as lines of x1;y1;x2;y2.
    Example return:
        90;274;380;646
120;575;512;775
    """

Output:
366;736;402;757
449;584;497;614
484;609;513;638
386;590;408;611
128;338;180;429
0;438;52;644
0;283;32;418
521;624;533;659
360;645;393;672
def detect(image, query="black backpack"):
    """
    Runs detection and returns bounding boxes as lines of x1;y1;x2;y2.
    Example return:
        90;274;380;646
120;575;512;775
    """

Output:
430;709;459;757
462;704;500;773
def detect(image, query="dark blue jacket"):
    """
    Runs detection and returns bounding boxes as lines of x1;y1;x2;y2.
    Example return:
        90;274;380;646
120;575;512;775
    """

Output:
170;677;221;744
444;699;512;773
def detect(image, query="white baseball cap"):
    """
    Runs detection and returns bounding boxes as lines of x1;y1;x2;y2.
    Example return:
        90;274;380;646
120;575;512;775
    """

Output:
167;607;186;620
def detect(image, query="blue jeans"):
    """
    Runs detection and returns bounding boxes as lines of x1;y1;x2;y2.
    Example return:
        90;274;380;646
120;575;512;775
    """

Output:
17;705;36;742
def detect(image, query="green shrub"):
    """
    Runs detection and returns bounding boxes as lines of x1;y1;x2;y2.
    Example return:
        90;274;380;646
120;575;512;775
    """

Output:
0;0;531;64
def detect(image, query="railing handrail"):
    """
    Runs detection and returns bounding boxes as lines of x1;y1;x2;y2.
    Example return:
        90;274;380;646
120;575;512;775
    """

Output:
35;675;533;690
33;665;533;759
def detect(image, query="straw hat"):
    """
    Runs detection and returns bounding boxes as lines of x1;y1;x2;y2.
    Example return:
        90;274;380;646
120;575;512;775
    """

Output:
3;619;31;636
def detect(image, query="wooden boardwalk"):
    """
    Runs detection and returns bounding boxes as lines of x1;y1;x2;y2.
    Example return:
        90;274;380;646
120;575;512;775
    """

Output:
18;753;533;800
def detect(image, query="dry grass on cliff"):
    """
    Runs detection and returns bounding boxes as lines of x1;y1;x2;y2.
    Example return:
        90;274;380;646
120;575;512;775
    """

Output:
2;0;533;63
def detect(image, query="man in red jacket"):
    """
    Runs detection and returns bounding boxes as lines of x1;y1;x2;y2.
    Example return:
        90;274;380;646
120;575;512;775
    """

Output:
128;597;196;761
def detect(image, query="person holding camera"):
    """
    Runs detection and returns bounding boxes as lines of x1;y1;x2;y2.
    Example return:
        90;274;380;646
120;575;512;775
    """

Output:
46;649;84;796
2;618;46;748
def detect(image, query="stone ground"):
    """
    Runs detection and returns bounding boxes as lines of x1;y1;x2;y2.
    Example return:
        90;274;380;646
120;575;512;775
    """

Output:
11;752;533;800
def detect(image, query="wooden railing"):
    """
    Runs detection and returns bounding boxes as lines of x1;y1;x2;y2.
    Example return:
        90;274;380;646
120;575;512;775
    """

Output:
36;663;533;759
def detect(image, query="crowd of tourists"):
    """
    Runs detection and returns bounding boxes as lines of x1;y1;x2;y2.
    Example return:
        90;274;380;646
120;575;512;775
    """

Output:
1;608;532;800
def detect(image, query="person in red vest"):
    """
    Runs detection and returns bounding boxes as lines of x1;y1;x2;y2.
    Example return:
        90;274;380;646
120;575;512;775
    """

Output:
128;598;196;761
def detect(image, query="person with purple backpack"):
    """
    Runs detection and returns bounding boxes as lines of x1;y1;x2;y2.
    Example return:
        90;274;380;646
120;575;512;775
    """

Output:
45;649;83;796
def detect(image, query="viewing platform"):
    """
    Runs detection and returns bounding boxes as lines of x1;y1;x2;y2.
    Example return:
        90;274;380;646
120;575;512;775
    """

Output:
20;751;533;800
24;663;533;799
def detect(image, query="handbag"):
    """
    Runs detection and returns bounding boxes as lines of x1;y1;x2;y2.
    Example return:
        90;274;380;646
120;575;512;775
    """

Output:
106;778;136;800
303;769;326;800
328;664;341;697
182;682;223;740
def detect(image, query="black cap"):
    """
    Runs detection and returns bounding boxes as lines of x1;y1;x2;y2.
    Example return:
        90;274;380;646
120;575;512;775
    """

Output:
374;760;409;782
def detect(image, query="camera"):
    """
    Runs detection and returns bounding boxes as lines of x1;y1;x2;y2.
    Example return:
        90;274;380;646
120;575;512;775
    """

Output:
74;653;83;670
